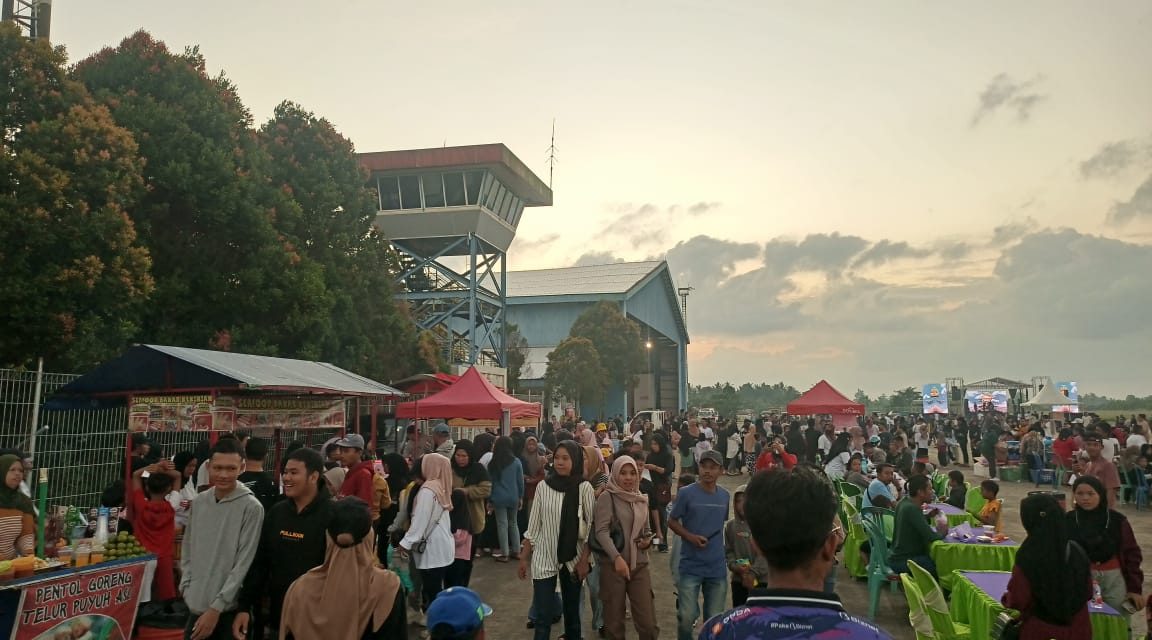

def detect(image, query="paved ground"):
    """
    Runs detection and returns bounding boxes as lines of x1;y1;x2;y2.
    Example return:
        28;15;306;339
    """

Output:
432;469;1152;639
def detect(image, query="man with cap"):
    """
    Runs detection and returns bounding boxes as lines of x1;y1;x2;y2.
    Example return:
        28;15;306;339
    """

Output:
432;423;455;457
668;449;730;640
426;586;492;639
336;434;375;505
1073;431;1122;508
864;436;886;468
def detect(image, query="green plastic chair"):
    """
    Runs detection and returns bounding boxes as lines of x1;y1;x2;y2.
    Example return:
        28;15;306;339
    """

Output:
931;473;949;499
907;561;970;639
861;506;900;619
842;496;868;578
900;573;937;640
964;486;986;519
841;481;863;508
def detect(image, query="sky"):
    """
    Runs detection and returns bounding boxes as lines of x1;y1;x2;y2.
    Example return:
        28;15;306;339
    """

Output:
53;1;1152;398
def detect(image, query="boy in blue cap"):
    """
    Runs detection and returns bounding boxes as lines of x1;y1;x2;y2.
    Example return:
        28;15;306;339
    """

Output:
426;587;492;640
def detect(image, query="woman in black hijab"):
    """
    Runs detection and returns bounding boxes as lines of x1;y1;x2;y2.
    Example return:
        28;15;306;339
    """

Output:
1066;475;1144;620
1004;494;1091;638
451;440;493;548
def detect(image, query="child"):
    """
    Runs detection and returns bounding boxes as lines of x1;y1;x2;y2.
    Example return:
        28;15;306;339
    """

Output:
976;479;1001;529
724;484;769;607
130;461;182;600
445;490;473;588
944;470;966;510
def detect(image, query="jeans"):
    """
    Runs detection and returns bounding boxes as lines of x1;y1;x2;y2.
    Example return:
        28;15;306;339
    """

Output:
587;560;603;630
676;574;727;640
533;567;583;640
493;505;521;557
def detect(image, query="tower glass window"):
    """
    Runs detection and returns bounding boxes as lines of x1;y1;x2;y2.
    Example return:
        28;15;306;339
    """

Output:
378;175;401;210
398;175;421;210
464;171;484;205
422;174;445;208
443;172;467;206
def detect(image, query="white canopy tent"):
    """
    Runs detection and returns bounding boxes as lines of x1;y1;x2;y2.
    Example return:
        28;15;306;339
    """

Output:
1021;384;1079;407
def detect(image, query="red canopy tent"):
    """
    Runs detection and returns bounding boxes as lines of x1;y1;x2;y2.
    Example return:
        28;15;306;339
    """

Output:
787;380;865;416
394;366;541;420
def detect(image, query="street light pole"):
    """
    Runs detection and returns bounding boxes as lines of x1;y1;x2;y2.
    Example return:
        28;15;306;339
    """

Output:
676;286;692;413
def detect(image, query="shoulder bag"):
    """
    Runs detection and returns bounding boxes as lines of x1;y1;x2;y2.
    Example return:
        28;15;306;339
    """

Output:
588;494;625;555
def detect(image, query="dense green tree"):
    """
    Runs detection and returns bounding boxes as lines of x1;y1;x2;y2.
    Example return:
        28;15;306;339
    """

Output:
256;101;431;380
545;337;607;412
0;22;153;369
71;33;333;358
568;301;645;389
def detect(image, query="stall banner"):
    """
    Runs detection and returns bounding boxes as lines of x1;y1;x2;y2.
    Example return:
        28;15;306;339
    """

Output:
921;383;948;414
129;395;213;432
129;395;345;432
12;561;146;640
1052;381;1079;413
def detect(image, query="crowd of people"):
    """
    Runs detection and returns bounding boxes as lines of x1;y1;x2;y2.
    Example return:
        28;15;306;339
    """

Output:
4;408;1151;639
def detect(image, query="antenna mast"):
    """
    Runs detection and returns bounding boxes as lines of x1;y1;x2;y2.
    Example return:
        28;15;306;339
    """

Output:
545;119;558;189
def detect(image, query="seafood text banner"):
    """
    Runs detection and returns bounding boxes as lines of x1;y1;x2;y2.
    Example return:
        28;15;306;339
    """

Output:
12;560;147;640
128;395;346;432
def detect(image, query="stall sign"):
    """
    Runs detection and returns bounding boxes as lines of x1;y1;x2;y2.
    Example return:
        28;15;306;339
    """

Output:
129;395;213;432
12;561;146;640
128;395;346;432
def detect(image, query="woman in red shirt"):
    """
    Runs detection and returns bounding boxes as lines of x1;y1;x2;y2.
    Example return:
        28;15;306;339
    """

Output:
1052;428;1077;467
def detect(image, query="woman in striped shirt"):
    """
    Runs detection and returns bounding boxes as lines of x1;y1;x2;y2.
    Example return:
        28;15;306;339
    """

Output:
519;441;596;640
0;455;34;561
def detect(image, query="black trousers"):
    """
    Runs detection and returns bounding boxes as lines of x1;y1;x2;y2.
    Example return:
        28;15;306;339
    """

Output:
185;610;244;640
731;581;750;607
445;557;472;588
956;438;969;464
420;565;449;611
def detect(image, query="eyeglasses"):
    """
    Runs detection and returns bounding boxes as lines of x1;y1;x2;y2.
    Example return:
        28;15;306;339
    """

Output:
828;524;844;540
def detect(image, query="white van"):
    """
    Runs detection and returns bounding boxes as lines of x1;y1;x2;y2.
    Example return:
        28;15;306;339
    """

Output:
630;409;669;432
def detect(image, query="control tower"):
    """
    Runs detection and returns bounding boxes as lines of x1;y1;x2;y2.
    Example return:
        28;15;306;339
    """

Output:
359;144;552;368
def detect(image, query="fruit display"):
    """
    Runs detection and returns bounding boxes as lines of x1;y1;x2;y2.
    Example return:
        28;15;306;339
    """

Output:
104;531;148;560
0;560;12;575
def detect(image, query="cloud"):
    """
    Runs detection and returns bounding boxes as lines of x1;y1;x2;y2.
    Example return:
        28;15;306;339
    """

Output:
572;251;624;267
596;201;722;247
510;233;559;252
851;240;930;269
988;218;1037;246
970;73;1047;126
1080;139;1152;180
762;232;870;277
1107;174;1152;225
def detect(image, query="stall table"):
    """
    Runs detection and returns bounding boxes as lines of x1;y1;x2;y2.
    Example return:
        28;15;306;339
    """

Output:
925;502;976;528
949;570;1128;639
0;556;154;640
930;524;1018;590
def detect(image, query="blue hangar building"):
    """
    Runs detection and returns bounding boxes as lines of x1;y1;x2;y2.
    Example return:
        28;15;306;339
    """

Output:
505;261;689;418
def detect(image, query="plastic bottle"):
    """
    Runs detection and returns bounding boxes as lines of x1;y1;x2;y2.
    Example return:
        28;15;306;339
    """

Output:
93;507;110;547
1091;580;1103;608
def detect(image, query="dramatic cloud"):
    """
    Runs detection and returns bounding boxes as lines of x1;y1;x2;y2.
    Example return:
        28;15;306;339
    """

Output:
851;240;930;269
1080;139;1152;180
970;73;1047;126
762;233;870;277
572;251;624;267
1107;174;1152;225
595;202;723;247
510;233;559;252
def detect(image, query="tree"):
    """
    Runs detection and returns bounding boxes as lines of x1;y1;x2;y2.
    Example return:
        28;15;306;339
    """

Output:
72;33;336;360
545;337;607;412
854;389;872;406
568;301;645;389
0;22;154;370
889;387;921;412
505;322;528;392
256;101;427;381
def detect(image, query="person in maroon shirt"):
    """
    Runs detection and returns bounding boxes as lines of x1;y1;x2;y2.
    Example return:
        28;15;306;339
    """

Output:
336;434;376;505
1003;494;1092;639
1066;476;1144;622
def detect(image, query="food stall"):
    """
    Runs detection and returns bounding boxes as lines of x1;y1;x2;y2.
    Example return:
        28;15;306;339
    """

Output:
10;344;406;637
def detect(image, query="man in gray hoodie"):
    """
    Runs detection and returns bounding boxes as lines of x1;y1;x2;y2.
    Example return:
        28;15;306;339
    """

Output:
181;438;264;640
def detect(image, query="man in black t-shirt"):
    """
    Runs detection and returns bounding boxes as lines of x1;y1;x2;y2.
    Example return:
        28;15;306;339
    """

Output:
238;438;279;510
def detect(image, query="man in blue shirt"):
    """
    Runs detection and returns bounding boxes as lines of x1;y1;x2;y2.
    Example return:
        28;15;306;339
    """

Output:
862;463;897;509
698;466;893;640
670;450;730;640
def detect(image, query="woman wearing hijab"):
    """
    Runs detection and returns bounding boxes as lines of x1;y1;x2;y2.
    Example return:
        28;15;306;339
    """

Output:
1004;494;1092;639
582;444;609;634
399;453;455;615
519;436;547;537
488;436;525;561
280;497;406;639
0;455;34;560
519;441;596;640
451;440;493;554
1066;475;1144;624
594;455;657;640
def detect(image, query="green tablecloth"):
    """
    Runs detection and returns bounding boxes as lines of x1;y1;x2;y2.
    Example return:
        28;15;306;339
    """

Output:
949;570;1129;640
930;539;1018;590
